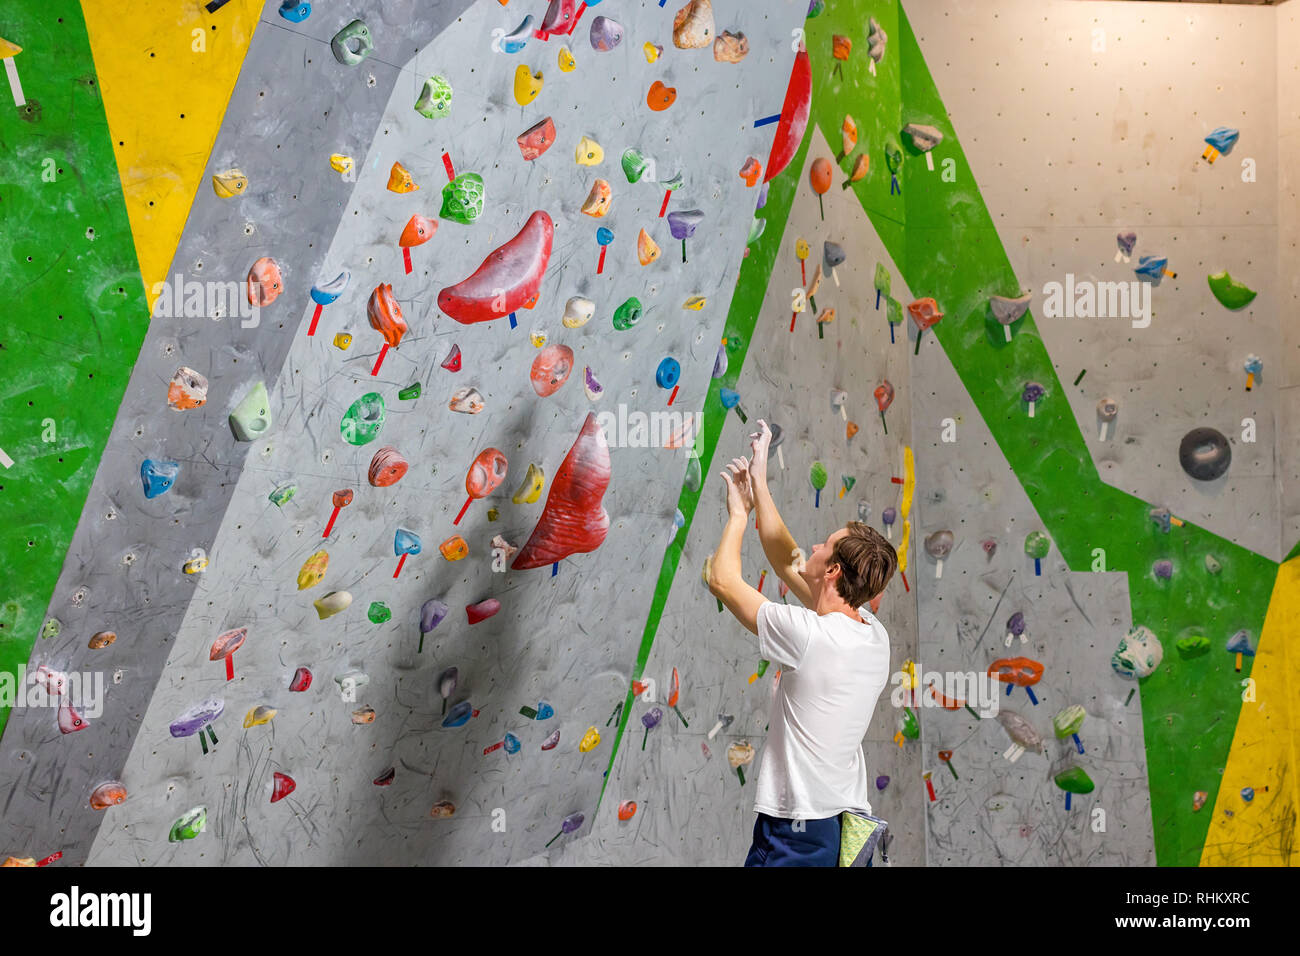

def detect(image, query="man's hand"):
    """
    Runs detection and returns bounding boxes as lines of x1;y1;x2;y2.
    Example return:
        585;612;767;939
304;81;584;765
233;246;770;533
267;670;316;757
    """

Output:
748;420;772;487
720;457;755;518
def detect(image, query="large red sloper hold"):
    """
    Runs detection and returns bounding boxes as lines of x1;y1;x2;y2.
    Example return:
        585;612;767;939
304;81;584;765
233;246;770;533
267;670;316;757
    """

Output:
437;210;554;325
764;46;812;184
512;413;611;570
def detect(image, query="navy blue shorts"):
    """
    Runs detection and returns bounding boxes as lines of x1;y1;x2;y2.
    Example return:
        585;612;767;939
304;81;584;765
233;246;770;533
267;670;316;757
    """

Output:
744;812;870;867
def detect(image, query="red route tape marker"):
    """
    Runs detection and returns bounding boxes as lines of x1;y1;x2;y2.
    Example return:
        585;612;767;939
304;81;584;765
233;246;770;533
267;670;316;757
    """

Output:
308;303;323;336
371;343;390;376
403;247;412;274
442;151;455;181
667;385;679;406
393;553;408;579
658;189;671;218
597;246;607;274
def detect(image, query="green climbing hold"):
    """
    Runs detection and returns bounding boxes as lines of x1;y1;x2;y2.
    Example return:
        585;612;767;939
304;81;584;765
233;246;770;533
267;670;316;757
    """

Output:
886;297;903;326
1207;271;1257;311
621;148;650;183
41;617;61;640
885;140;903;174
487;508;500;522
398;382;422;401
169;806;207;842
841;476;856;494
229;381;272;442
415;74;452;119
367;602;392;624
1053;765;1095;794
874;263;892;297
1176;633;1212;659
1024;531;1050;559
613;296;643;331
723;334;744;355
269;484;297;507
901;706;919;739
341;392;386;446
1052;704;1086;738
441;173;485;225
746;218;766;245
684;454;702;492
809;461;828;490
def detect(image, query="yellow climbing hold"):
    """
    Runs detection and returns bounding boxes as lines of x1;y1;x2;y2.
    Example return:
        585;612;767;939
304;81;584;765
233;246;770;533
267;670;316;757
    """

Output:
683;295;707;311
558;44;576;72
333;332;352;350
0;37;23;59
297;550;329;590
579;726;601;752
514;64;544;105
575;136;604;166
211;168;248;198
329;153;354;176
242;705;277;728
512;462;546;504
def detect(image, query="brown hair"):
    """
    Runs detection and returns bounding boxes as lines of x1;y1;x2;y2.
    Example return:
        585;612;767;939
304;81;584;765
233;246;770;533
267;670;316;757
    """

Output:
829;522;898;608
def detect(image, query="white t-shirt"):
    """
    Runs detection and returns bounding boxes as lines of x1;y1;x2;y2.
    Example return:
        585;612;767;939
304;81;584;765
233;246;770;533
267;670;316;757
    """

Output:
753;600;891;820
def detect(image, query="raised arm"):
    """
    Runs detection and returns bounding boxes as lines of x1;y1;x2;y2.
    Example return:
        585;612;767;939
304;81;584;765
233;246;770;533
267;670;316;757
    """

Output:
707;458;769;636
749;420;815;608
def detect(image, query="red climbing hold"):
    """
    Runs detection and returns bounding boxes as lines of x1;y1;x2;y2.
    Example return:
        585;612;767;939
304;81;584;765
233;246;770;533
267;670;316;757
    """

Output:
441;344;462;372
271;772;296;803
437;211;554;325
764;46;812;184
466;598;502;625
512;413;611;570
289;667;312;692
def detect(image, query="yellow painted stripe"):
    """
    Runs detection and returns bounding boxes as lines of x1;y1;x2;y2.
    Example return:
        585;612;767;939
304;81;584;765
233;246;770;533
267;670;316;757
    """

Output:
1200;557;1300;866
81;0;264;308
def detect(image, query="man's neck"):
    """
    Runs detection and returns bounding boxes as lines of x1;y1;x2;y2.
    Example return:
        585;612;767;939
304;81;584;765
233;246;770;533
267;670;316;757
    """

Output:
815;592;863;623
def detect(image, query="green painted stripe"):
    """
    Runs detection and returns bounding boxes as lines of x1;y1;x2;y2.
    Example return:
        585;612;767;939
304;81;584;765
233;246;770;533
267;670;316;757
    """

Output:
0;3;151;739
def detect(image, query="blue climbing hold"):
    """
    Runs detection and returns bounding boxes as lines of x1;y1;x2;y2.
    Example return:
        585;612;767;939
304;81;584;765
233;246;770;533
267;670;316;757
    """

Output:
278;1;311;22
656;357;681;389
1204;126;1239;154
719;388;741;410
442;700;473;728
141;459;180;499
394;528;423;556
596;227;615;246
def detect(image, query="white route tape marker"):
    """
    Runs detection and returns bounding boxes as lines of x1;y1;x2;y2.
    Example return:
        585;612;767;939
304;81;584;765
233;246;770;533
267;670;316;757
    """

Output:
4;57;25;108
0;447;14;469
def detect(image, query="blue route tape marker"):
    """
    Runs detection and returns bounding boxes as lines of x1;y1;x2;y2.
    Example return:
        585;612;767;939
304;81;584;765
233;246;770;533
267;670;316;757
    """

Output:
754;114;781;128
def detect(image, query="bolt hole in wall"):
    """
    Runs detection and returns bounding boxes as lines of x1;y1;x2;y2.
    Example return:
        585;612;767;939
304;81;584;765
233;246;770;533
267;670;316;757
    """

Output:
0;0;1295;873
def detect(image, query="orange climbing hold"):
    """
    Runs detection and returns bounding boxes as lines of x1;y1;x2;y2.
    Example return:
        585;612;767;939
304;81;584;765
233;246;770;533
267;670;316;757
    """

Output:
387;161;418;193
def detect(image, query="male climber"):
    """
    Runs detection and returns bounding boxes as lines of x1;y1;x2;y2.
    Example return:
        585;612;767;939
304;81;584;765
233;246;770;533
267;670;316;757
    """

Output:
706;420;897;867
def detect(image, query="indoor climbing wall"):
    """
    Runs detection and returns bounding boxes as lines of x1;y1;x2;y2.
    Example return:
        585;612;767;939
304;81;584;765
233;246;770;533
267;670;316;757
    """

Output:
3;0;1297;870
2;0;816;866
